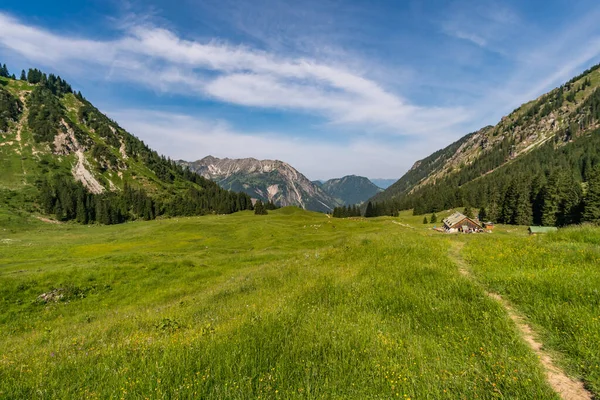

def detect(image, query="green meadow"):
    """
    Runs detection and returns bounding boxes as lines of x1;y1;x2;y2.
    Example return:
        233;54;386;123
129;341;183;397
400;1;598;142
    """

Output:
0;208;598;399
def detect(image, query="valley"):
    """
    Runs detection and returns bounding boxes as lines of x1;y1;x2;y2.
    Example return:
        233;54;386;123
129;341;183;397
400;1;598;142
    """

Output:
1;18;600;399
1;208;598;398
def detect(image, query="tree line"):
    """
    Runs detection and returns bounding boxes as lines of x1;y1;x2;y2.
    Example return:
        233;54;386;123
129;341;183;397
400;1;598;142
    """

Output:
0;86;22;132
0;62;257;224
332;205;361;218
0;63;15;79
369;69;600;228
39;173;255;224
374;126;600;226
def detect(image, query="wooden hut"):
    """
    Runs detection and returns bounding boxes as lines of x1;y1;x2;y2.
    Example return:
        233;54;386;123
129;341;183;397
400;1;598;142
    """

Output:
528;226;558;235
442;212;482;233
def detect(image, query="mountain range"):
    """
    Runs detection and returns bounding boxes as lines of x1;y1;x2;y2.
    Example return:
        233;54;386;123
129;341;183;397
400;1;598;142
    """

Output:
178;156;381;212
3;61;600;227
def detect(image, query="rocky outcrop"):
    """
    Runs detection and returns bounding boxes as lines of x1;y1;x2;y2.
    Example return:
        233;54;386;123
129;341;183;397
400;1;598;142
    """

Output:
179;156;338;212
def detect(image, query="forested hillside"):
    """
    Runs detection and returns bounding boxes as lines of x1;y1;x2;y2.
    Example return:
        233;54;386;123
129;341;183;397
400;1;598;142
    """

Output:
318;175;382;206
0;64;253;224
368;63;600;226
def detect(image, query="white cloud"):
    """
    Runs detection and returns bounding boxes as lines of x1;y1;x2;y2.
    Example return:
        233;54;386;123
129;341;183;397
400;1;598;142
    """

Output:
107;109;435;179
3;4;600;179
0;12;466;135
440;0;519;51
446;30;487;47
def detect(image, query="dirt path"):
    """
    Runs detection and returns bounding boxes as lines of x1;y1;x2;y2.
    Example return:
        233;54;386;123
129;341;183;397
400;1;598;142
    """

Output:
391;220;414;229
450;241;592;400
35;216;63;224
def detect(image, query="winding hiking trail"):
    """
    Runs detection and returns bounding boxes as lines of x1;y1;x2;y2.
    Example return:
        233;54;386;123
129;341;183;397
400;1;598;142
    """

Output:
450;241;592;400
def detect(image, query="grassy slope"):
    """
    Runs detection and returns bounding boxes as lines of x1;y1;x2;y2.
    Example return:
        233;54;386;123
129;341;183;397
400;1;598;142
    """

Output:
0;208;565;399
464;226;600;395
0;76;210;214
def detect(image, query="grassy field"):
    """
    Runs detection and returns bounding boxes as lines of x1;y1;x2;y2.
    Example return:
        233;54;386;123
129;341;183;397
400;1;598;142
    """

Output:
463;226;600;396
0;208;597;398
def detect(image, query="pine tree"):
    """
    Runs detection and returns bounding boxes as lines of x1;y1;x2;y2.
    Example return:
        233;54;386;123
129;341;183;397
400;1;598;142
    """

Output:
423;216;428;224
558;175;583;226
464;203;474;218
541;172;562;226
254;200;267;215
364;201;374;218
430;213;437;223
513;186;532;226
583;166;600;223
501;181;518;224
478;207;487;221
20;70;26;80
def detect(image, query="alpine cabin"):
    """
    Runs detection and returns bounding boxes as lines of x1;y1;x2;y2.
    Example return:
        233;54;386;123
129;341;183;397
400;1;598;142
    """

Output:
442;212;482;233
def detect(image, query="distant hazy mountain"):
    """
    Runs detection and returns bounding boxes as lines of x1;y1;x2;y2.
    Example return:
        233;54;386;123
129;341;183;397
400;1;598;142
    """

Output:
178;156;337;212
370;179;397;189
318;175;382;205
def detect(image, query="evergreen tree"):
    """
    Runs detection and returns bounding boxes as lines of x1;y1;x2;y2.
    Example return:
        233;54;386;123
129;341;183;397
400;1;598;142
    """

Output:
20;70;26;80
478;206;487;221
541;172;562;226
265;201;278;210
558;175;583;226
487;198;500;223
513;186;533;226
430;213;437;223
583;166;600;223
423;216;428;224
501;181;518;224
464;203;474;218
254;200;267;215
364;201;375;218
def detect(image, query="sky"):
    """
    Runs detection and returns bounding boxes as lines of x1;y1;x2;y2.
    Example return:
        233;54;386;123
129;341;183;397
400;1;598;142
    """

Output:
2;1;600;180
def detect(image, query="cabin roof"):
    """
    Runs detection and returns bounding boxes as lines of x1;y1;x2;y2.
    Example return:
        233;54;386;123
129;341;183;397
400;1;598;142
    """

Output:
443;212;466;227
442;212;482;229
528;226;558;233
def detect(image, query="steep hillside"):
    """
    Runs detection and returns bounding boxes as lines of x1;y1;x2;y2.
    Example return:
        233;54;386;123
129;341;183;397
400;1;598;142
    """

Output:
0;67;253;223
370;63;600;226
178;156;337;212
372;128;487;200
319;175;382;205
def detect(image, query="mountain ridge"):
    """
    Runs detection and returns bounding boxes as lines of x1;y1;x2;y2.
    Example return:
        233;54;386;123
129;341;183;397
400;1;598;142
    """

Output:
369;63;600;226
0;68;253;224
178;156;337;212
319;175;382;205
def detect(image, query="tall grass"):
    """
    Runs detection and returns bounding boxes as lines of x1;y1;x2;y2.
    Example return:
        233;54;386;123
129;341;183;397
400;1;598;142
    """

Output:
464;225;600;395
0;209;561;398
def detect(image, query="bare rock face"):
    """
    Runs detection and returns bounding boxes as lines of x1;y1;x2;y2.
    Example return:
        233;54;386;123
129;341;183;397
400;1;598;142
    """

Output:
179;156;338;212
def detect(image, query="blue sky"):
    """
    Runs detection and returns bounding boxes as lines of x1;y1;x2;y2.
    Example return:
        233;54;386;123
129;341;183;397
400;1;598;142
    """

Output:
2;0;600;179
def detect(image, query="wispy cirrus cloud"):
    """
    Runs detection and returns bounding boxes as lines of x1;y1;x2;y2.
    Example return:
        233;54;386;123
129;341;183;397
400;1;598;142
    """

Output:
4;1;600;179
0;12;467;135
440;0;519;51
108;109;431;179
